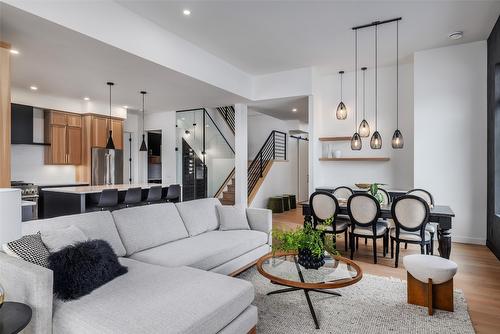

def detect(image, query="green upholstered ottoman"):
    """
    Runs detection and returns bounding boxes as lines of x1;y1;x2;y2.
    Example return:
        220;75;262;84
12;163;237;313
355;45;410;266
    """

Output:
284;194;297;209
268;196;284;213
282;195;290;211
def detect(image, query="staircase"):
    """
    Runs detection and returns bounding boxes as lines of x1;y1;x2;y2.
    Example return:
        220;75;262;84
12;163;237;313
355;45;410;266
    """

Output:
216;106;235;133
215;130;287;205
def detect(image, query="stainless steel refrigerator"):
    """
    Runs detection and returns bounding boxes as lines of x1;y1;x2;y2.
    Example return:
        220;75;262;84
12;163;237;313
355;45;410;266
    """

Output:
91;148;124;185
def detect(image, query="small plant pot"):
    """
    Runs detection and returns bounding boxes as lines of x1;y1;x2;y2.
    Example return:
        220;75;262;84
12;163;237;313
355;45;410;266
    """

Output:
298;248;325;270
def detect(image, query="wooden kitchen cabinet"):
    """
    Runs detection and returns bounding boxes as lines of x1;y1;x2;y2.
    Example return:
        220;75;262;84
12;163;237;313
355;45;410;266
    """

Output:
111;119;123;150
44;110;82;165
91;116;123;149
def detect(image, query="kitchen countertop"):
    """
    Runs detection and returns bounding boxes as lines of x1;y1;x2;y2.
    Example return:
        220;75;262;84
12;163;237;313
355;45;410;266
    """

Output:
42;183;177;195
37;183;89;188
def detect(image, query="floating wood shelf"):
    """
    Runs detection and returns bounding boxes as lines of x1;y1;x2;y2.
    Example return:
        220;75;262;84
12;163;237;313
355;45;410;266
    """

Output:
319;157;390;161
319;136;352;142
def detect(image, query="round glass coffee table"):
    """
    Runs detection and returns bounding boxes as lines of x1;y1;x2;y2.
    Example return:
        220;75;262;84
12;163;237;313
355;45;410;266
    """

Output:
256;252;362;329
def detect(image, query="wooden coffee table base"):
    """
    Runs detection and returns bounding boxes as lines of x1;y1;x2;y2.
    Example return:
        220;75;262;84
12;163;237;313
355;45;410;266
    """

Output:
266;257;341;329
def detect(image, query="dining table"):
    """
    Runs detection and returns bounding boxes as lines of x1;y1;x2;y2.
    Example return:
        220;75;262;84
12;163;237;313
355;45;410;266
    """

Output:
299;199;455;259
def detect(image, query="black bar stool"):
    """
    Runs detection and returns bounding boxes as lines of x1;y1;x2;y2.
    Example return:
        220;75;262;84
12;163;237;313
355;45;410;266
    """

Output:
123;187;142;207
165;185;181;203
146;186;162;204
97;189;118;211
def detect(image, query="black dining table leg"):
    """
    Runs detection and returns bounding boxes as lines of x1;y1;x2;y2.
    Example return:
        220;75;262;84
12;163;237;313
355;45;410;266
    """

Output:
437;226;452;259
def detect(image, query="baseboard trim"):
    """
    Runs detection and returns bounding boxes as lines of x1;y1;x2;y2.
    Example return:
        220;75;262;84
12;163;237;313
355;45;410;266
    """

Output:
452;236;486;245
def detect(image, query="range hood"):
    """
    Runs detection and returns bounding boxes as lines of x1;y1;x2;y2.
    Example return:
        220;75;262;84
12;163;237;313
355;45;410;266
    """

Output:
11;103;49;145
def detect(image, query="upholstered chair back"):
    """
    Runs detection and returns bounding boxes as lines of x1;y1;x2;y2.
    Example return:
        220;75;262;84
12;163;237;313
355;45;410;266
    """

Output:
392;195;430;231
407;189;434;206
347;193;380;227
310;191;338;224
333;186;353;200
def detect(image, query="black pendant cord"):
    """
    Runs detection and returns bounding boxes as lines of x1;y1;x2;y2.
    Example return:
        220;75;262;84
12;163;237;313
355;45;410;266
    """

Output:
340;72;343;101
354;29;358;130
362;67;366;119
396;20;399;130
142;92;145;133
375;24;378;131
108;83;112;132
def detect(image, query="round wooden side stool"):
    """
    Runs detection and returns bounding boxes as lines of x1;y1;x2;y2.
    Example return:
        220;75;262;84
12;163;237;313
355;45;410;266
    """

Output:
403;254;458;315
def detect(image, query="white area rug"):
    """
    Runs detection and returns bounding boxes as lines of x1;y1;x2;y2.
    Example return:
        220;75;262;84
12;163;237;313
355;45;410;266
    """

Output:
238;267;474;334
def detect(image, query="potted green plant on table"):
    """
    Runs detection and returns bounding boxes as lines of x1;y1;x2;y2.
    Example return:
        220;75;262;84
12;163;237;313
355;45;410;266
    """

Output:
272;223;339;270
368;183;386;204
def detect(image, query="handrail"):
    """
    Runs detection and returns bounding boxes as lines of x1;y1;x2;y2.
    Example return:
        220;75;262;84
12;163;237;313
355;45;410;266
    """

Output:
216;106;235;133
214;167;235;199
203;108;235;154
247;130;287;196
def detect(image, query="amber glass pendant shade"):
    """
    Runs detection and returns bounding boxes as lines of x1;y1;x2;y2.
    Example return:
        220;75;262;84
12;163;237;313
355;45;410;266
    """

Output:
358;119;370;137
370;131;382;149
351;132;362;150
392;129;404;149
336;101;347;120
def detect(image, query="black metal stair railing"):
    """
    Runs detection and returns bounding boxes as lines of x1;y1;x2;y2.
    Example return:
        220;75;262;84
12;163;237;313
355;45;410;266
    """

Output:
247;130;287;196
216;106;235;133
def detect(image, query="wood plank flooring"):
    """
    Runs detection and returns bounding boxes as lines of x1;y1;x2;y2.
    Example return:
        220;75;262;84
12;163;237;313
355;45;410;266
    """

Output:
272;209;500;334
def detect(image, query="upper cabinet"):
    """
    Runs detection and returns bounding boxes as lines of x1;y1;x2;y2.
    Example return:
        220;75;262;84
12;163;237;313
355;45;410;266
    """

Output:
90;116;123;150
44;110;82;165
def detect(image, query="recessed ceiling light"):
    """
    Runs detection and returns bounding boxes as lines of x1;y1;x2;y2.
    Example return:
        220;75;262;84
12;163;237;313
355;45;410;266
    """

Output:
183;9;191;16
292;108;298;112
448;31;463;40
83;97;90;101
30;86;38;91
10;49;19;55
123;105;128;109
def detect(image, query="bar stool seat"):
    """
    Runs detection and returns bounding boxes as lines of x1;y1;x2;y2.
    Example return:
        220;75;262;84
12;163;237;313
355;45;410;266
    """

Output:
146;186;162;204
403;254;458;315
96;189;118;211
123;187;142;207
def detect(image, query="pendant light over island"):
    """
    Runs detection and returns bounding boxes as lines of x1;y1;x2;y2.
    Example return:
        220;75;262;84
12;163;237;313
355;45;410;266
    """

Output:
139;91;148;152
105;82;115;150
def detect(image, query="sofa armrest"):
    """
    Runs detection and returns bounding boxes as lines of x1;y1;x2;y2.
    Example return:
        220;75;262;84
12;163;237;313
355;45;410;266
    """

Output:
0;252;53;334
246;208;272;245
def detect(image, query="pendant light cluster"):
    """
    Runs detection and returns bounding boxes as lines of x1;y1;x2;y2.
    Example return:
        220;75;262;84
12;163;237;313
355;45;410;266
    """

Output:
347;17;404;151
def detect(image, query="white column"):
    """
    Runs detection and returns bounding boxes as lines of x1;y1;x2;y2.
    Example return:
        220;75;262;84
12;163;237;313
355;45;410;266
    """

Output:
234;103;248;207
307;95;315;196
0;189;21;245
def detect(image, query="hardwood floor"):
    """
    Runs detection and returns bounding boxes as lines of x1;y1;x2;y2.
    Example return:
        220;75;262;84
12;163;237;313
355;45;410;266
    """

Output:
272;209;500;334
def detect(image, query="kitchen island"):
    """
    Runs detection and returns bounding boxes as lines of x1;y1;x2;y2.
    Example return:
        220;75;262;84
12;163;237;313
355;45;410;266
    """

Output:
42;183;179;218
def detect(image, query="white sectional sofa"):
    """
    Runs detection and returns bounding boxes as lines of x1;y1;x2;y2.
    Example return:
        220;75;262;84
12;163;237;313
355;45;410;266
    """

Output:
0;198;272;334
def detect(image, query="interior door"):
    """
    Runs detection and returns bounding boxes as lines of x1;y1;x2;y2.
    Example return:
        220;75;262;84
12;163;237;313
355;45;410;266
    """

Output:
67;126;82;165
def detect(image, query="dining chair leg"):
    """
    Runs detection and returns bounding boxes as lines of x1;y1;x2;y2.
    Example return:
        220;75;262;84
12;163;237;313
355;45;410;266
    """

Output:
420;244;425;255
382;234;387;257
405;242;408;249
372;238;377;264
365;238;367;245
430;233;434;255
395;241;400;268
344;230;348;251
390;238;394;259
350;233;355;260
356;237;359;250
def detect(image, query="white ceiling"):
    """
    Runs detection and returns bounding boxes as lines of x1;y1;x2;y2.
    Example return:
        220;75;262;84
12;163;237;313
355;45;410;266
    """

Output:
118;0;500;75
1;3;246;112
248;96;308;123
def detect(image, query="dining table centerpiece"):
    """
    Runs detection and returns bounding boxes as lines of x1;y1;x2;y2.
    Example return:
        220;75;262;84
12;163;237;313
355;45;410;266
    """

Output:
368;183;386;204
272;223;339;269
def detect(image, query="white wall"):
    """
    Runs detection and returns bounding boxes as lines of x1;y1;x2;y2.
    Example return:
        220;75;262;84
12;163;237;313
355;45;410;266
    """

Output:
311;64;414;190
414;41;487;245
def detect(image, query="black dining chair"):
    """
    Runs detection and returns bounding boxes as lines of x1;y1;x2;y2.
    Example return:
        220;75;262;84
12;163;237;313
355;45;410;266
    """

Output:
123;187;142;208
309;191;349;251
165;184;181;203
146;186;162;204
347;193;388;264
406;188;435;254
390;195;432;267
97;189;118;211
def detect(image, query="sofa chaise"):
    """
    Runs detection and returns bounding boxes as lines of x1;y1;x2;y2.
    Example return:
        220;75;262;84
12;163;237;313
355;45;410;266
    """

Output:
0;198;272;334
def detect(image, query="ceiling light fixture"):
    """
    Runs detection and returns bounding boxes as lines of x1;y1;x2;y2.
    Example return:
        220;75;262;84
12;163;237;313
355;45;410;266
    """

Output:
10;49;19;55
370;24;382;149
30;86;38;91
351;29;362;151
183;9;191;16
336;70;348;120
105;82;115;150
358;67;370;137
84;97;90;101
123;105;128;109
139;91;148;152
448;31;463;40
392;20;404;149
292;108;297;112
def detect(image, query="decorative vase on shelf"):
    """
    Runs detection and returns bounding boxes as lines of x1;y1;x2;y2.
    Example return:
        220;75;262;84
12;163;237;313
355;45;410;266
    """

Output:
298;248;325;270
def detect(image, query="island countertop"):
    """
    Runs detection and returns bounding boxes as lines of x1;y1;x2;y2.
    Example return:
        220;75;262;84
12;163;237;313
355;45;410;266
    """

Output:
42;183;178;195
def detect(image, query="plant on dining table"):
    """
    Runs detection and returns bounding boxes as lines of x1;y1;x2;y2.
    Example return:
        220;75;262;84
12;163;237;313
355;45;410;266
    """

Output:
369;183;386;204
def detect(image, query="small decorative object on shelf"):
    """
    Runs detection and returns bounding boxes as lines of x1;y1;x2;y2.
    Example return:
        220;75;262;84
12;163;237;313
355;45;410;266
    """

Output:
272;223;339;270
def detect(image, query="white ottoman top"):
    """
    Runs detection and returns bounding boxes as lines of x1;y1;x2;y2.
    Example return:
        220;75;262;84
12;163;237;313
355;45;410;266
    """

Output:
403;254;458;284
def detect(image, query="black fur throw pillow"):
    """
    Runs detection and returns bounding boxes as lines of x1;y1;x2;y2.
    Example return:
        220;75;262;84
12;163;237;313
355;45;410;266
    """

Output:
48;239;128;301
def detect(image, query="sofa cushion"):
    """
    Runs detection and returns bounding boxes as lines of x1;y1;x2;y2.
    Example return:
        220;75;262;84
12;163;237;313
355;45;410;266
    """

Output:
130;230;268;271
175;198;221;236
217;205;250;231
41;225;88;252
22;211;126;257
52;258;254;334
112;203;189;256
